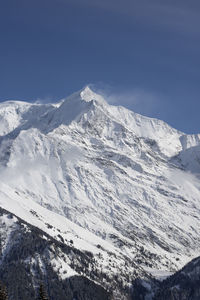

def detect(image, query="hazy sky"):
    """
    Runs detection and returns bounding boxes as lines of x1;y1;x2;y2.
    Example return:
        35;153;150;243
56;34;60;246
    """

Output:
0;0;200;133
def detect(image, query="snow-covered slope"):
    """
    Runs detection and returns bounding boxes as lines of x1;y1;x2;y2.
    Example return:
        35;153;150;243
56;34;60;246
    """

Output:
0;86;200;299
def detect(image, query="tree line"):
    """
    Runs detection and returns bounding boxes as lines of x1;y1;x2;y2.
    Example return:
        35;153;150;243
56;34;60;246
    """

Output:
0;282;49;300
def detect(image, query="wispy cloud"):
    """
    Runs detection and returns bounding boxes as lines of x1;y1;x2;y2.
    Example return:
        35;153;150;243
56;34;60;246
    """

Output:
34;96;56;104
91;83;162;117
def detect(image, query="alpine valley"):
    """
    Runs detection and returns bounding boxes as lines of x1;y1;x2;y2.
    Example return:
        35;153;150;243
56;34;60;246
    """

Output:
0;87;200;299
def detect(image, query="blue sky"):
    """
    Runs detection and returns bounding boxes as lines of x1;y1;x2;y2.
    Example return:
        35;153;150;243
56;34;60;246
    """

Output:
0;0;200;133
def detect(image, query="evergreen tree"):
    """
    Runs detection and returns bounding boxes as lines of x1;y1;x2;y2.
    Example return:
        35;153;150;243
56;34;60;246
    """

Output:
0;282;8;300
37;284;49;300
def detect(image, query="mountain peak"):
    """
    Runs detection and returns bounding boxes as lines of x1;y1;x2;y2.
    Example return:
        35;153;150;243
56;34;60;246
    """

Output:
80;85;106;104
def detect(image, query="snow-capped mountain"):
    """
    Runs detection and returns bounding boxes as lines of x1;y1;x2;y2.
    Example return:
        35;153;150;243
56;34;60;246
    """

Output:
0;86;200;299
